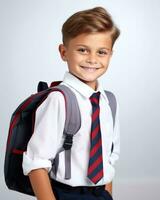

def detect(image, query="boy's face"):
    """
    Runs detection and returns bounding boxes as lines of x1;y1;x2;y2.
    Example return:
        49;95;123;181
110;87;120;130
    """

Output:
59;32;113;90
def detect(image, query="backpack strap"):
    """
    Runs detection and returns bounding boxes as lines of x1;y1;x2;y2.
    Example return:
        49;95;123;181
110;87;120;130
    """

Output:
105;90;117;153
49;84;81;180
104;90;117;128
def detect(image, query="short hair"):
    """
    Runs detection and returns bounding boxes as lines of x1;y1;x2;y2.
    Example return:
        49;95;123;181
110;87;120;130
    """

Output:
61;7;120;48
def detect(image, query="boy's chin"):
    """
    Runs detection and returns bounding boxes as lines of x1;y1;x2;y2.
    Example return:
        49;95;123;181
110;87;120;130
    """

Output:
78;77;98;86
75;74;97;83
70;71;100;83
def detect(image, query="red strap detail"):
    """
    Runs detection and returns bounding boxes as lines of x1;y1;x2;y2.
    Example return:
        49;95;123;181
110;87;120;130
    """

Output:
12;149;25;154
50;81;62;87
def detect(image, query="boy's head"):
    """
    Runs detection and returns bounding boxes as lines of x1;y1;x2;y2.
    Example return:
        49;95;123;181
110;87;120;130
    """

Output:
59;7;120;90
62;6;120;48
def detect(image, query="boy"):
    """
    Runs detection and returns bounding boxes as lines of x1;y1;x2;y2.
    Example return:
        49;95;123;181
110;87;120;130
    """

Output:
22;6;120;200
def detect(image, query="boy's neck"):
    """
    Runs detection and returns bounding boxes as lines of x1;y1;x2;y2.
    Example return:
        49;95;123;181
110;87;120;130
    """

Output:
85;81;98;91
77;78;98;91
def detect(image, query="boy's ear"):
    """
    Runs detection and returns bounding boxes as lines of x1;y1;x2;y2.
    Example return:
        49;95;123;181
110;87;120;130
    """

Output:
59;44;67;61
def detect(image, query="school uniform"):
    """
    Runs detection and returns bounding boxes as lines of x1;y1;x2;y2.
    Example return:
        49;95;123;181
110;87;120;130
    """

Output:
22;71;120;199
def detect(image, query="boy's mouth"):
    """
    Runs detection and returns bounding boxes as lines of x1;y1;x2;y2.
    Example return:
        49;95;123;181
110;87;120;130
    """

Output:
80;66;99;72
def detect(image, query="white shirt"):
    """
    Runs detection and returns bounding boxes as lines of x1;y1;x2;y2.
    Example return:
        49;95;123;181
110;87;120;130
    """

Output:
22;71;120;186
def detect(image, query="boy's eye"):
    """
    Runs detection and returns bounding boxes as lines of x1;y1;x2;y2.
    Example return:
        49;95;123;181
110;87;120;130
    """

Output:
77;48;88;53
98;50;108;55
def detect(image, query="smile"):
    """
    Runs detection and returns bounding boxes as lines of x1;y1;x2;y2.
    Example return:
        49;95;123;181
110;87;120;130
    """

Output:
80;66;99;72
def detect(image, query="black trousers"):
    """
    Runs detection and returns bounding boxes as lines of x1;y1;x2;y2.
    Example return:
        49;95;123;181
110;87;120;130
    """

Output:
51;179;113;200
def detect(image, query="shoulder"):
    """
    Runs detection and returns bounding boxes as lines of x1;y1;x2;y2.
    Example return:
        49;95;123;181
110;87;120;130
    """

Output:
47;89;65;101
36;90;66;111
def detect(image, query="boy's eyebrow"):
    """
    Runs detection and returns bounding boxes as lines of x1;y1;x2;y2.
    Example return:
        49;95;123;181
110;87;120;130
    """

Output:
75;44;111;50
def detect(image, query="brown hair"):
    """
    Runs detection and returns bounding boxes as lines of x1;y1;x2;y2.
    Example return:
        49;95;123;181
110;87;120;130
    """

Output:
61;7;120;48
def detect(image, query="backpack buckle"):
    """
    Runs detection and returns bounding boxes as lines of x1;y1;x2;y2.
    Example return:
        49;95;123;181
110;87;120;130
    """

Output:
63;134;73;150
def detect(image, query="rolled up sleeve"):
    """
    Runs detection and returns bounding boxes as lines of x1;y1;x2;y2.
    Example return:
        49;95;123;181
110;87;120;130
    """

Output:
22;152;52;175
22;91;65;175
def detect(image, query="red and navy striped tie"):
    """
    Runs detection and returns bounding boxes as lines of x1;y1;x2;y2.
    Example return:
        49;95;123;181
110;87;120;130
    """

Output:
87;92;104;184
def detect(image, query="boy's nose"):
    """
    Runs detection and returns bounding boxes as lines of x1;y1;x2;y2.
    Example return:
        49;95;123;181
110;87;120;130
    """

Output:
86;54;98;65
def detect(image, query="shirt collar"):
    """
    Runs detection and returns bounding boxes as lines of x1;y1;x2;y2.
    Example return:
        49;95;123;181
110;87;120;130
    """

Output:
62;71;109;104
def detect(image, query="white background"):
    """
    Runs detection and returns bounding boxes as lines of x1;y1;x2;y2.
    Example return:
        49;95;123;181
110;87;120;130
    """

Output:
0;0;160;199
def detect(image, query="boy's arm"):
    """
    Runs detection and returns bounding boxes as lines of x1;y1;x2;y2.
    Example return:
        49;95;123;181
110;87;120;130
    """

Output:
22;93;66;200
29;168;56;200
105;101;120;197
105;182;112;196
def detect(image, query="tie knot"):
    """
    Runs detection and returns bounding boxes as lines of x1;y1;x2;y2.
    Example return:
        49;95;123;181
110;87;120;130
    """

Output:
90;92;100;106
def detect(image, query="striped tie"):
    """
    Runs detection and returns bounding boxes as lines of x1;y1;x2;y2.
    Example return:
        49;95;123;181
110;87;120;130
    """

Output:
87;92;104;184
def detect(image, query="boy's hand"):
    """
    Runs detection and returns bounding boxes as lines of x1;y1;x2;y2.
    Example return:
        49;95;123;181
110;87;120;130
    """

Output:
105;181;112;196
